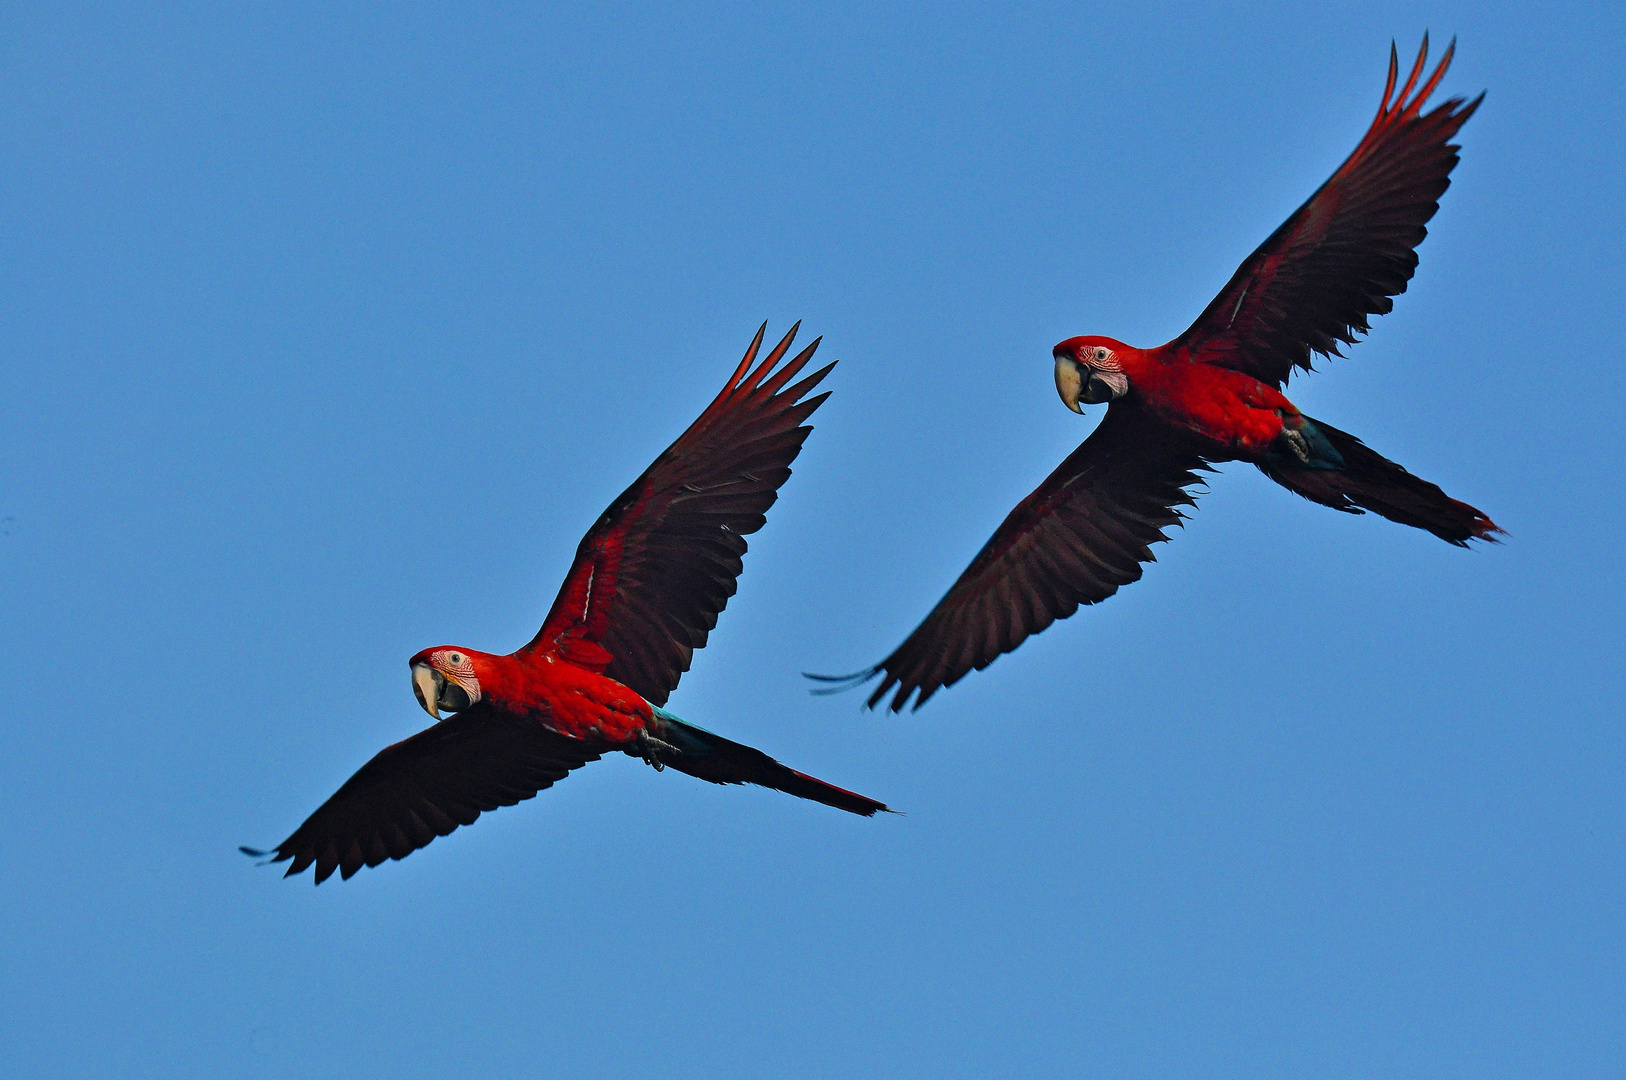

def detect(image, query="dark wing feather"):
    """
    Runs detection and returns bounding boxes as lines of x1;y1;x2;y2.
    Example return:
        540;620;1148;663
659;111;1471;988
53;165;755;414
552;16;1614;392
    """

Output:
523;324;834;705
1172;36;1481;387
824;402;1210;712
248;703;604;883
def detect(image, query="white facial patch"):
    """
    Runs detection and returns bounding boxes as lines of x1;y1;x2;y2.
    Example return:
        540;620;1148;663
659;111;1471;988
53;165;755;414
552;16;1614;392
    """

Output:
1090;346;1122;371
433;649;482;706
1089;369;1130;399
436;650;477;681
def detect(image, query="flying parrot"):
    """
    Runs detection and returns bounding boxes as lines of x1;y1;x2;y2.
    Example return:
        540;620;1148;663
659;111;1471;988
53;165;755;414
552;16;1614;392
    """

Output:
245;324;889;883
813;37;1499;713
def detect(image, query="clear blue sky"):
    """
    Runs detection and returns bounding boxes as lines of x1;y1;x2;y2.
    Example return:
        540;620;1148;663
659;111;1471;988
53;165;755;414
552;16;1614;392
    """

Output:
3;3;1621;1077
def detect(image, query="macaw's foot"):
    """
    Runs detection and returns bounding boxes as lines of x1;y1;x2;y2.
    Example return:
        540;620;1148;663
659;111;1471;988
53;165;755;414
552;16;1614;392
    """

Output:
1271;416;1345;470
631;729;684;772
1275;425;1312;464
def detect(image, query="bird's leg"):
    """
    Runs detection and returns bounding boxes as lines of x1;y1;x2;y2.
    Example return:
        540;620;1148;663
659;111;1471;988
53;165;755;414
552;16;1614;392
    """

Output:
1273;413;1312;464
1269;411;1346;471
631;729;684;771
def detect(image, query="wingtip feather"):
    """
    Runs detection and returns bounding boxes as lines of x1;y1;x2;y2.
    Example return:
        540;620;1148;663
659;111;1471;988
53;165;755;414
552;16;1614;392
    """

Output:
730;322;768;389
1406;33;1457;120
1381;41;1400;116
759;336;824;397
782;359;839;405
748;323;802;388
804;666;882;696
1397;33;1430;108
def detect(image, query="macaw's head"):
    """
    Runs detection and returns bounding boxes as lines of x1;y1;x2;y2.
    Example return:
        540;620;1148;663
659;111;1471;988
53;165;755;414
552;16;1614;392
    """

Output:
409;646;486;719
1053;336;1131;413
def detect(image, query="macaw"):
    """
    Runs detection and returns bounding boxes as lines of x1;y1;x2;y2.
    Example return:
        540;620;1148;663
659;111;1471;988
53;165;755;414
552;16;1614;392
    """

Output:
814;37;1499;713
245;324;889;883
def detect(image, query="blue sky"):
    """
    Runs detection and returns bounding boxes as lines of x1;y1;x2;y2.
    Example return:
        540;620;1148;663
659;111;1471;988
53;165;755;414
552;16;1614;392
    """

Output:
3;2;1622;1077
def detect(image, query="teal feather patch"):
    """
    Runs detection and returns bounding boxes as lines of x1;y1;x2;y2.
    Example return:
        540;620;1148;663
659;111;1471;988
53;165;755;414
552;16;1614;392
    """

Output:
650;706;720;755
1298;418;1347;470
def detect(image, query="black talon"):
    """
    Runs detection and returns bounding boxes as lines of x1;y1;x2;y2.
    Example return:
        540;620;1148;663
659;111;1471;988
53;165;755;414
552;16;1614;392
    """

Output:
1276;427;1312;464
631;729;683;771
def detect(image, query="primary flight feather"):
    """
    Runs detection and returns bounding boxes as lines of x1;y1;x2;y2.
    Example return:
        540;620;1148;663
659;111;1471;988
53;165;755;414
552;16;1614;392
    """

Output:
815;37;1499;713
246;324;889;884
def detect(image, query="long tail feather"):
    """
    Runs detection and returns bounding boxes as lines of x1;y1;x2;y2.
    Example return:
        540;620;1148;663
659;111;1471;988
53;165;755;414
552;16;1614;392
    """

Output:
646;710;892;816
1258;415;1501;546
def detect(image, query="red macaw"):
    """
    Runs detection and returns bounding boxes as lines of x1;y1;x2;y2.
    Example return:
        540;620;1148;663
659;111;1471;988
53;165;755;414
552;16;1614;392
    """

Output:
246;324;889;883
814;37;1499;713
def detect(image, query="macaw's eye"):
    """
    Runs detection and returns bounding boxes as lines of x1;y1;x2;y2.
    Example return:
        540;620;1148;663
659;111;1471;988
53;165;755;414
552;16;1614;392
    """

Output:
449;653;462;664
1094;348;1110;362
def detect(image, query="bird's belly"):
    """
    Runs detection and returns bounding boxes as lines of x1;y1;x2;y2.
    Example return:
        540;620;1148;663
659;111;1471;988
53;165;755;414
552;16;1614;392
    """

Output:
1142;371;1293;458
523;684;650;745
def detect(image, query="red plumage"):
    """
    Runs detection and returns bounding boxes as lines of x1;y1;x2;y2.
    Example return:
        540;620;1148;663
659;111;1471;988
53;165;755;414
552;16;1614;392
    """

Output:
818;37;1500;713
248;324;889;884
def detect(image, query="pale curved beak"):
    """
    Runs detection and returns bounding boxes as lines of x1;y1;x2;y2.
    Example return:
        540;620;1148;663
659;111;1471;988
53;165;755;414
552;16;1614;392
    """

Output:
412;663;444;720
412;661;478;720
1054;354;1084;414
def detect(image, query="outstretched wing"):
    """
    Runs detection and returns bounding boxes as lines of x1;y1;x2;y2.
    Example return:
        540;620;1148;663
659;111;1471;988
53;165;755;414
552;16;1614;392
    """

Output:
244;703;604;883
523;324;835;705
1172;36;1481;388
816;402;1210;712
